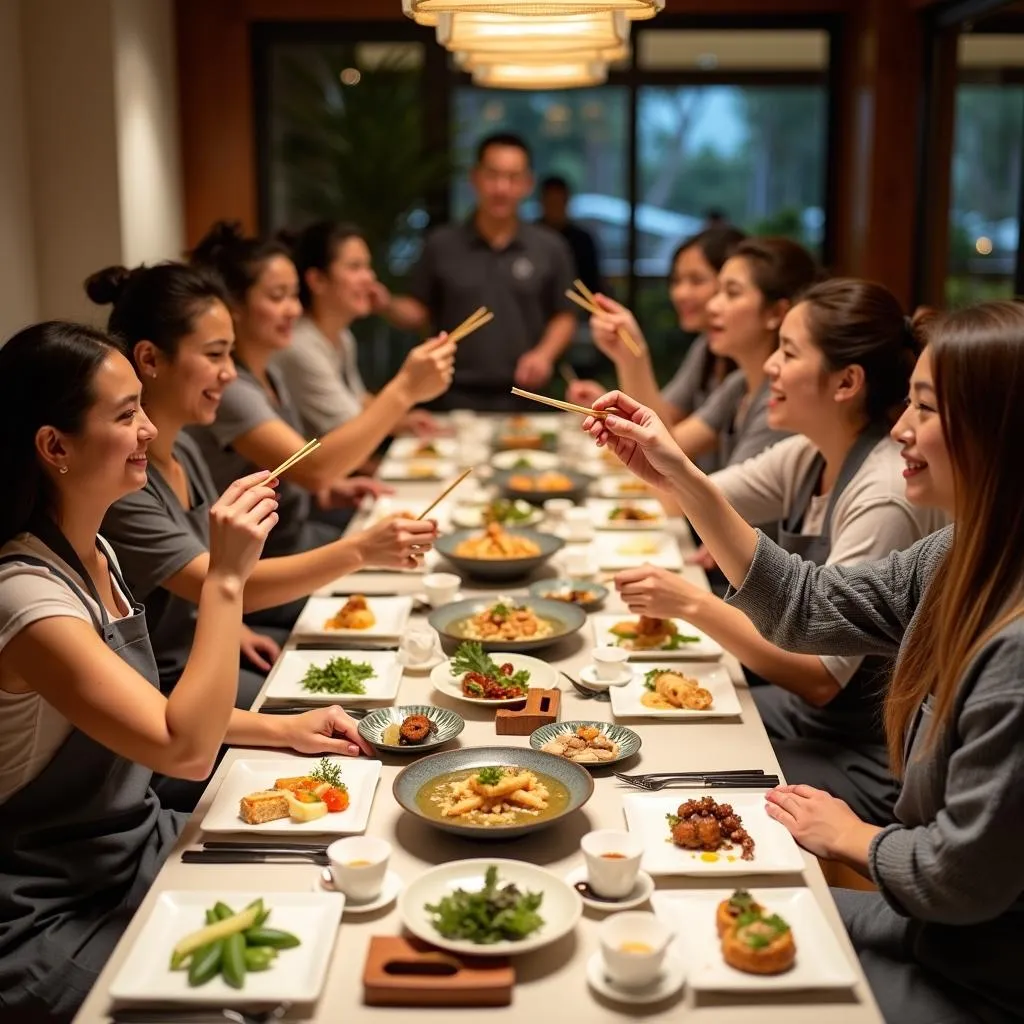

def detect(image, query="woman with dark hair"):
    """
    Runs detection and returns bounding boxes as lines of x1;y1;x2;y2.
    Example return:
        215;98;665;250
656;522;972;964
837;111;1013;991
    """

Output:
568;226;745;437
613;279;947;824
0;322;368;1021
91;262;439;709
274;220;438;439
582;301;1024;1024
188;221;454;558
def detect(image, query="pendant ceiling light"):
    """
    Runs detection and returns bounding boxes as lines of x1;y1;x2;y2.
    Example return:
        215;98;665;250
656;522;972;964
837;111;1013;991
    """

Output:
471;59;608;89
438;11;629;55
402;0;438;25
411;1;663;20
455;42;627;69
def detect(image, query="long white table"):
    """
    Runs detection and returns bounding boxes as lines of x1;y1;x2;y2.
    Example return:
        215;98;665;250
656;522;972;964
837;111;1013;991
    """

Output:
75;418;882;1023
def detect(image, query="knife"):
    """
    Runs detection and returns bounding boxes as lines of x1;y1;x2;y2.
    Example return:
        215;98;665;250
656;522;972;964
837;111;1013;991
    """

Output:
182;850;328;866
203;840;329;854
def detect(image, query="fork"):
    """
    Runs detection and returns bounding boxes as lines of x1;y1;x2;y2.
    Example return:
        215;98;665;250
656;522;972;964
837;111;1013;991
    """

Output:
111;1002;290;1023
616;773;779;791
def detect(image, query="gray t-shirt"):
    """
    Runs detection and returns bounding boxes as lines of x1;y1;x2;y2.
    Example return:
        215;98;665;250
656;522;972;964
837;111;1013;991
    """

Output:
409;218;576;395
661;334;714;417
102;433;216;692
695;370;789;468
188;362;309;557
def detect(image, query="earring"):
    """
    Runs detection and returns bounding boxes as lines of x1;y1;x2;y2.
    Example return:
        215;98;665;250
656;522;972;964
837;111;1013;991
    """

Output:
150;371;158;379
59;466;69;475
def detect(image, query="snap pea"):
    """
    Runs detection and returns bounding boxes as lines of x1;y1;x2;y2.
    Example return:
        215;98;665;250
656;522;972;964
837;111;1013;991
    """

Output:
213;902;236;921
204;909;217;926
222;932;247;989
243;946;277;972
187;939;223;987
243;926;301;949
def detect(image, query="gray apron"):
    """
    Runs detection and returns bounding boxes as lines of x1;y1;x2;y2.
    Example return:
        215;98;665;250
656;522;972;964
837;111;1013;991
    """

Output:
752;426;901;825
0;520;182;1021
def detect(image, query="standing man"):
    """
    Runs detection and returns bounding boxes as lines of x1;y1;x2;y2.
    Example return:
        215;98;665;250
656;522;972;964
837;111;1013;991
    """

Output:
377;133;577;410
538;174;605;299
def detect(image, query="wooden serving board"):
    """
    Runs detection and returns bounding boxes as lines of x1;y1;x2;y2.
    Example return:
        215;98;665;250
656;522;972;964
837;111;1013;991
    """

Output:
363;935;514;1006
494;687;560;735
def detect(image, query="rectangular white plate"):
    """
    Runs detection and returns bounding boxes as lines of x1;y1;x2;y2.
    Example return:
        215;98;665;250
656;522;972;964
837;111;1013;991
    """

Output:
610;662;740;718
364;496;451;532
623;792;805;876
652;888;857;992
591;613;723;660
263;649;401;704
292;595;412;639
387;437;458;460
109;890;344;1004
591;531;682;570
594;476;657;500
201;756;381;835
586;498;667;531
378;458;457;481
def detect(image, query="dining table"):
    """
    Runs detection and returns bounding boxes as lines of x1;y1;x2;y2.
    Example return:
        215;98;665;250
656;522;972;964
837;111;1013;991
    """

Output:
74;412;883;1023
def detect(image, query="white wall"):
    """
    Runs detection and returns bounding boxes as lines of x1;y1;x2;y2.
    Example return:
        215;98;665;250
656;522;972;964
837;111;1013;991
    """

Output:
0;0;39;338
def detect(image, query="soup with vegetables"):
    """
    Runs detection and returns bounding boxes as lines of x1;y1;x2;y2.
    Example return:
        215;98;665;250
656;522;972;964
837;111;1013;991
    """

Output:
415;766;570;828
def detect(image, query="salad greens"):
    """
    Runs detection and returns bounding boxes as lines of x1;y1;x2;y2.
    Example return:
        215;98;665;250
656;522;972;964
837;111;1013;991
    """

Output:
451;642;530;692
425;865;545;944
483;498;534;525
300;656;373;695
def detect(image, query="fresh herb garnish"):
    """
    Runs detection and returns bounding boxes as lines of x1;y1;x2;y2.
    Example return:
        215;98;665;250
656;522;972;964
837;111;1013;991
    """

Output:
424;865;544;945
308;758;345;790
736;912;790;949
666;813;681;827
451;642;530;693
490;603;511;619
476;766;504;786
299;656;373;695
665;631;700;650
643;669;664;691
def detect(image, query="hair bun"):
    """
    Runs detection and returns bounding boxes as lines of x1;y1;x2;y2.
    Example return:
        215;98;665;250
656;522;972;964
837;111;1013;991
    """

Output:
84;265;133;306
190;219;247;268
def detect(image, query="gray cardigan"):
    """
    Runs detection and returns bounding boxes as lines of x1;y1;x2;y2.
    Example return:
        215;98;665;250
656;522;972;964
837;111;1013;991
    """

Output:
728;525;1024;1013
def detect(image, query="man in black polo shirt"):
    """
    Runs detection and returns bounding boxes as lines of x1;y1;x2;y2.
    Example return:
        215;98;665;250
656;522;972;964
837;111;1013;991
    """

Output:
378;133;577;411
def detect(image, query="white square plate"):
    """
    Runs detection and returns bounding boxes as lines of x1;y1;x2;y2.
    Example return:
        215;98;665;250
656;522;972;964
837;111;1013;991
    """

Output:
109;890;344;1004
292;595;412;639
623;792;805;876
591;613;723;660
263;649;401;704
652;888;857;991
586;498;667;531
591;532;682;570
594;476;656;500
610;663;740;718
364;496;451;532
387;437;458;460
200;756;382;835
378;458;457;481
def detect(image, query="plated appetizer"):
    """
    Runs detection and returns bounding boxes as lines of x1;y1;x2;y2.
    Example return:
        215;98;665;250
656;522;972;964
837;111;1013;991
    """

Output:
380;713;435;747
610;616;699;652
609;504;660;523
507;470;575;492
299;656;373;696
482;498;538;526
324;595;375;631
422;765;562;827
460;601;554;643
412;441;442;458
540;724;619;764
719;891;796;975
544;586;600;605
450;641;531;700
239;759;349;826
643;669;714;711
667;797;755;861
425;865;544;945
454;522;542;559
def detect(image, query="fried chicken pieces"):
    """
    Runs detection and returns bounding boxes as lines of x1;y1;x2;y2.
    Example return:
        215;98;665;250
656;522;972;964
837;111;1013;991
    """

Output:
667;796;755;861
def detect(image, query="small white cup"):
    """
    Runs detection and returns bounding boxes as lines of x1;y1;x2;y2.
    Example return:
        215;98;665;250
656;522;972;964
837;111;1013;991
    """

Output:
562;548;597;578
458;440;489;468
327;836;392;902
423;572;461;607
564;507;595;542
598;911;673;989
581;829;644;900
543;498;574;524
592;645;631;682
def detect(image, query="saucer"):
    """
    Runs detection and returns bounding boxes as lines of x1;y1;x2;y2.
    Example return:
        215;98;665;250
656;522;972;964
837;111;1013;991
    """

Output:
565;865;654;912
316;868;402;913
579;664;633;690
586;951;685;1005
397;650;446;673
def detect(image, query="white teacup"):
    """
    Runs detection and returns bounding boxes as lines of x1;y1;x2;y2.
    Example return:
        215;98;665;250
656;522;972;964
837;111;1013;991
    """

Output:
543;498;574;524
423;572;461;607
564;507;595;542
399;626;441;666
327;836;392;902
598;911;673;989
562;548;597;577
592;645;631;682
581;829;644;899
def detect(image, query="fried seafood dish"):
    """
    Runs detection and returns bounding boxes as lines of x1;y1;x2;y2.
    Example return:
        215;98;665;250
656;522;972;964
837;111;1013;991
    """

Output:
667;796;755;861
540;725;620;764
609;505;660;523
431;766;551;826
642;669;714;711
453;522;541;559
460;601;553;642
324;595;375;631
507;471;575;492
610;616;697;651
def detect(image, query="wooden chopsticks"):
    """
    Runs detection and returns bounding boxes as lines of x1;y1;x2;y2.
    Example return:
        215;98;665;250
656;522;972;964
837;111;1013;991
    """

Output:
510;387;609;420
262;438;321;484
447;306;493;346
565;278;642;357
558;362;578;385
417;468;474;521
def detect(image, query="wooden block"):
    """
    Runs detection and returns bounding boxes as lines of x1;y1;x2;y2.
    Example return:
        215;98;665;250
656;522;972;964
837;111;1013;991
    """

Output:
494;687;560;736
363;935;514;1006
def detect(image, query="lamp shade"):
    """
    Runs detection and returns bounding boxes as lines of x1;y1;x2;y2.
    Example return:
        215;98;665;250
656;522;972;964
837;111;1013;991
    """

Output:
412;1;662;18
471;58;608;89
438;11;628;54
456;42;628;68
402;0;439;25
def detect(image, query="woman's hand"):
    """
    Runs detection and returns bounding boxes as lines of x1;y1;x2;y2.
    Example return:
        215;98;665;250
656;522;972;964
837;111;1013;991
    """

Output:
353;515;438;570
400;334;456;405
615;565;706;619
317;476;394;510
207;472;279;585
399;409;440;438
280;706;373;758
582;391;690;490
240;626;281;672
590;295;648;364
765;784;876;863
566;379;606;407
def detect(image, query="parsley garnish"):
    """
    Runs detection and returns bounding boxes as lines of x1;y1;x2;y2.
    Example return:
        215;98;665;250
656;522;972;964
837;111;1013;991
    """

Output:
476;766;503;786
309;758;345;790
